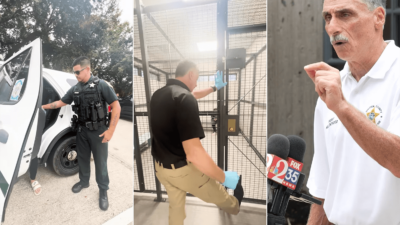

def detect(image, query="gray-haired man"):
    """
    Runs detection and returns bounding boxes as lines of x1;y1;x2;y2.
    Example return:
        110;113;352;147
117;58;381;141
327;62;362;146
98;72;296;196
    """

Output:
305;0;400;224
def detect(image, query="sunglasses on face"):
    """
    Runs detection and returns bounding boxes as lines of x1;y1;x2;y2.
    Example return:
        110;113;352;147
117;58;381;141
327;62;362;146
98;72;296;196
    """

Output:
74;67;87;75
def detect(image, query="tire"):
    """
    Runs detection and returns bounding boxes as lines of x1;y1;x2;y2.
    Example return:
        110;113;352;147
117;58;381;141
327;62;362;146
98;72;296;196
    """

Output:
48;135;79;176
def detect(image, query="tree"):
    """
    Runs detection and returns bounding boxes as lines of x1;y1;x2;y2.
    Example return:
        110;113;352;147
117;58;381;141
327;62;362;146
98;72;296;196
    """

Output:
0;0;93;60
86;0;133;97
0;0;133;97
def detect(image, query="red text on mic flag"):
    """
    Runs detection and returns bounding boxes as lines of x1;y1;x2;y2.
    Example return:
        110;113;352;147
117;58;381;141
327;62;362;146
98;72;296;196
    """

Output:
267;154;304;190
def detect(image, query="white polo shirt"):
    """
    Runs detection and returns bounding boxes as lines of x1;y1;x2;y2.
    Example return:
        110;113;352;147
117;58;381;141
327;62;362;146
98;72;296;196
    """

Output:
307;40;400;225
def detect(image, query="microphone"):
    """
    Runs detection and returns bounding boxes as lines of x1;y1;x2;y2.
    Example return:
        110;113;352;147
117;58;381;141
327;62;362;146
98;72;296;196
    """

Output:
287;135;306;162
267;134;290;158
267;135;304;190
267;134;296;221
277;135;306;216
267;134;290;225
269;135;305;215
267;135;321;225
285;136;321;205
267;134;290;202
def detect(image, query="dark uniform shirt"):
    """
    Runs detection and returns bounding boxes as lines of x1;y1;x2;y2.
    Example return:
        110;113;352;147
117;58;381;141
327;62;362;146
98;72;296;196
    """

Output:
61;75;118;106
150;79;205;165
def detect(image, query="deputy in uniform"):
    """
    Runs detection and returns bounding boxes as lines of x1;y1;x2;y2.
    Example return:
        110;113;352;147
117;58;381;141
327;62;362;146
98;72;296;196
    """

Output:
150;60;244;225
42;56;121;211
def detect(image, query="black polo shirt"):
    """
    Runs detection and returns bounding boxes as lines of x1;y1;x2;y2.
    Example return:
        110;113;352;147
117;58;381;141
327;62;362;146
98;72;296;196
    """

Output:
150;79;205;165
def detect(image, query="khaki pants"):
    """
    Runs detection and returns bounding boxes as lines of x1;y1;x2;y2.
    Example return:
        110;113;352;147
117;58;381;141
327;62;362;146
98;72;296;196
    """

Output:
155;161;239;225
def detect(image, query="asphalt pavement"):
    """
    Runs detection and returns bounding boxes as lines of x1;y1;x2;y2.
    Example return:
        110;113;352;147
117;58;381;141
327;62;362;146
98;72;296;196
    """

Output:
2;119;133;225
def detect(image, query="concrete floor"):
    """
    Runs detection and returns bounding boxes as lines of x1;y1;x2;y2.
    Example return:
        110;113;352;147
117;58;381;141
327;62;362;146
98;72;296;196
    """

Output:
134;193;266;225
2;119;133;225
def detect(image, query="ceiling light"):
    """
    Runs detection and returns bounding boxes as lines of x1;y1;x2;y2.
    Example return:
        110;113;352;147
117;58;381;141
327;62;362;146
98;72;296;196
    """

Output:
197;41;217;52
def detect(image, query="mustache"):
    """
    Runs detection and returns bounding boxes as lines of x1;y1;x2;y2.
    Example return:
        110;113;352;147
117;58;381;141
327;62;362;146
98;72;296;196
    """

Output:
330;34;349;45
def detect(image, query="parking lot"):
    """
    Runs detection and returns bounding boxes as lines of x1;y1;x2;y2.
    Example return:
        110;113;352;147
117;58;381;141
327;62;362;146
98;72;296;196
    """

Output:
3;119;133;225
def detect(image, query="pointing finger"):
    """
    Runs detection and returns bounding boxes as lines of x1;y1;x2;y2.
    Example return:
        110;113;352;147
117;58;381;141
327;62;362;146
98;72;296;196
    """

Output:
304;61;336;72
304;67;316;83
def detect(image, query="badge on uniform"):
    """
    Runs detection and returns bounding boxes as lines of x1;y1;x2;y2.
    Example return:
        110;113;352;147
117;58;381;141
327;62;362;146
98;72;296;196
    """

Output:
89;83;95;88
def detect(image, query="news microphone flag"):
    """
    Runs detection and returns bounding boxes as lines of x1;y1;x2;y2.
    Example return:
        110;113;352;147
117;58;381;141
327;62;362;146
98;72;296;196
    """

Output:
267;154;303;190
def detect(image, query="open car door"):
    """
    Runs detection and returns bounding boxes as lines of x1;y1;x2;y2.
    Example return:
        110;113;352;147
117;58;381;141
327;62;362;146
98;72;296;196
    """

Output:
0;38;44;223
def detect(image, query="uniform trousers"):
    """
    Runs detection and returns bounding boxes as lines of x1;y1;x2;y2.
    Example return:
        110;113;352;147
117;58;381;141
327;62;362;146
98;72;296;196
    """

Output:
76;125;109;190
155;160;239;225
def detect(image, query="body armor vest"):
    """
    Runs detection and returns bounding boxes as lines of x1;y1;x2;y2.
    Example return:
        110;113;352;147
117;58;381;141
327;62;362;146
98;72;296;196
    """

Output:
71;76;108;131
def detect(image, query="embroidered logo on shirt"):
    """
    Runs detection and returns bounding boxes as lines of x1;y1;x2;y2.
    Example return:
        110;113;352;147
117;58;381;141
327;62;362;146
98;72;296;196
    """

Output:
326;117;338;129
366;105;383;125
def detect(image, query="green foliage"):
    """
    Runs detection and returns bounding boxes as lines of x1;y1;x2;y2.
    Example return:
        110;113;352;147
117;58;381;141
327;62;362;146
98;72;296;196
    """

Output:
0;0;133;97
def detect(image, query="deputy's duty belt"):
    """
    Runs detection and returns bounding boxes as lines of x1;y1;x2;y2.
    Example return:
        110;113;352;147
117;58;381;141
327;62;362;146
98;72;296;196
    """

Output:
79;120;106;130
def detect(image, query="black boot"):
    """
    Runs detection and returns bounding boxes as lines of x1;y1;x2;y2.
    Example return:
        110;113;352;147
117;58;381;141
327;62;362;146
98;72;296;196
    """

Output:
234;175;244;206
99;189;109;211
72;182;89;193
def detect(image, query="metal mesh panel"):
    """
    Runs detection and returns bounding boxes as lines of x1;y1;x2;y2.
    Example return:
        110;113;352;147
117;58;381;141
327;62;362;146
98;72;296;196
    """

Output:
228;0;266;27
134;0;266;203
146;4;218;113
227;30;266;201
132;13;144;190
134;3;218;193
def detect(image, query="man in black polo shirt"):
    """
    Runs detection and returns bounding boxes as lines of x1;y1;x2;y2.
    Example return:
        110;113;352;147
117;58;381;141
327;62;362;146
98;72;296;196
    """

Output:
150;60;244;225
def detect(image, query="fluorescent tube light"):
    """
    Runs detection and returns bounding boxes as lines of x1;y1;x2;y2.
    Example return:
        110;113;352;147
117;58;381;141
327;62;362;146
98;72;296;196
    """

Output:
197;41;217;52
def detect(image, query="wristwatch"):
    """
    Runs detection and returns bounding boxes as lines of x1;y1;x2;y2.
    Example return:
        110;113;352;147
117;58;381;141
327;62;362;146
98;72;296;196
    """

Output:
211;85;217;92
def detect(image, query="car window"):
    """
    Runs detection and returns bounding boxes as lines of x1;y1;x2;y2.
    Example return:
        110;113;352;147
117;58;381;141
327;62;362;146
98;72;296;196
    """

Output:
43;78;61;131
0;48;32;103
66;78;78;87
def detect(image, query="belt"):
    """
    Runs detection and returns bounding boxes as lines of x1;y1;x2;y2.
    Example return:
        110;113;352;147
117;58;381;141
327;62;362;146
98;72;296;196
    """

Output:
157;160;188;169
78;120;105;128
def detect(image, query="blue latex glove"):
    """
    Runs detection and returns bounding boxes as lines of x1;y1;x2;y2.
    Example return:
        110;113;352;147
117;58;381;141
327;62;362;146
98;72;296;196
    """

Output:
222;171;239;190
214;71;227;90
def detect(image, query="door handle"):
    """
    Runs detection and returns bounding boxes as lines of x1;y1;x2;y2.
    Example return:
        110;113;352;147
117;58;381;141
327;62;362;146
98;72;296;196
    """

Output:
0;129;9;144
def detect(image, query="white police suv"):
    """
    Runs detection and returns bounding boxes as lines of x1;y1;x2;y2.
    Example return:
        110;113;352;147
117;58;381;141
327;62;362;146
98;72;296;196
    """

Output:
0;38;87;222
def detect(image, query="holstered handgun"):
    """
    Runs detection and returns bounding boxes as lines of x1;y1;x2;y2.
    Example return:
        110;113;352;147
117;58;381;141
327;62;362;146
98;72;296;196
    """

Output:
85;121;93;130
93;121;98;130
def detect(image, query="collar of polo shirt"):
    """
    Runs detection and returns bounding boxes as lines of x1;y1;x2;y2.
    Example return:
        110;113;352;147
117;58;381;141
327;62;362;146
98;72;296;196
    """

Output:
167;79;191;92
341;40;397;81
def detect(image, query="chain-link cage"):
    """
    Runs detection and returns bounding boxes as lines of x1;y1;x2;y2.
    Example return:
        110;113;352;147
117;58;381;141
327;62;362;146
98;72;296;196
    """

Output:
134;0;266;203
225;0;266;202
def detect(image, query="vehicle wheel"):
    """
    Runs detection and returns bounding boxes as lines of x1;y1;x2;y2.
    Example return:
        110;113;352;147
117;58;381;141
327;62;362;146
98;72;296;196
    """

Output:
48;136;79;176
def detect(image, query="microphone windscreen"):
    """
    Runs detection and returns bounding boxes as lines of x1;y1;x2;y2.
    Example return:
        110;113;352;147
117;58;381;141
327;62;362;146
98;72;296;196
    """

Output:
294;173;305;193
267;134;290;159
287;135;306;162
